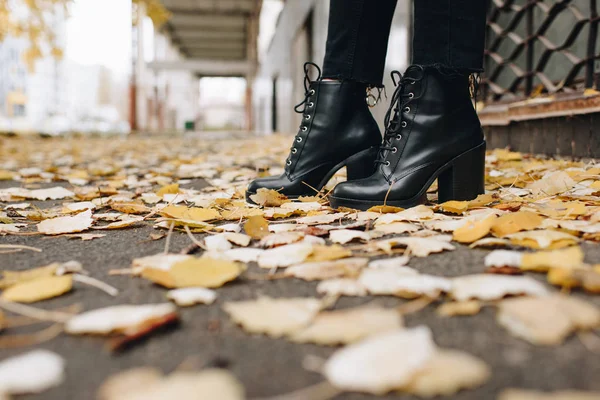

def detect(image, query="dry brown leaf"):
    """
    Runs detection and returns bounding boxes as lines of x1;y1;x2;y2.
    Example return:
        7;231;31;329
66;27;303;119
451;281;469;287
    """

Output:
223;296;321;338
497;294;600;345
142;257;245;288
243;215;270;239
2;276;73;303
290;305;403;345
401;349;490;397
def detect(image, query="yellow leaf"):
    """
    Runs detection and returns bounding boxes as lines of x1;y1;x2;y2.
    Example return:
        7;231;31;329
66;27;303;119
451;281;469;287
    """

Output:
507;230;578;249
437;301;482;317
111;202;150;214
438;201;469;214
2;276;73;303
156;183;179;197
304;245;352;262
535;200;587;219
467;194;495;208
160;205;221;222
0;264;57;289
521;246;584;272
367;205;404;213
490;211;544;237
0;170;15;180
453;216;497;243
220;207;263;220
248;188;289;207
244;215;269;239
142;258;245;289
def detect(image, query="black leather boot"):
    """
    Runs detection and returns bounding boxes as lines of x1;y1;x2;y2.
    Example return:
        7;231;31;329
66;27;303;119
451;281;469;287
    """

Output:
246;62;381;203
329;65;486;210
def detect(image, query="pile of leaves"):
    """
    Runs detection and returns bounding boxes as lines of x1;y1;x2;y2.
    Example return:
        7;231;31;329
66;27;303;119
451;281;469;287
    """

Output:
0;135;599;399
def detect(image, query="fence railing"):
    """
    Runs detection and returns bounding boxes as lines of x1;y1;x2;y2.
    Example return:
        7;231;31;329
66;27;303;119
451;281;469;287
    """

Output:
483;0;599;103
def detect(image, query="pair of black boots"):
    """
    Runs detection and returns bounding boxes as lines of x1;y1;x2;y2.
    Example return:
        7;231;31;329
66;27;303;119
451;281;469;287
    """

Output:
247;63;486;211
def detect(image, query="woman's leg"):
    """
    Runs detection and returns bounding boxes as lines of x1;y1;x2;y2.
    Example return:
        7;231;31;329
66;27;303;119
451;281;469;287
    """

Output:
322;0;398;87
412;0;488;72
330;1;489;210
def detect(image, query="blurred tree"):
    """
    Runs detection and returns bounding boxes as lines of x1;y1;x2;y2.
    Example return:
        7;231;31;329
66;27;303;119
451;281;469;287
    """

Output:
0;0;170;71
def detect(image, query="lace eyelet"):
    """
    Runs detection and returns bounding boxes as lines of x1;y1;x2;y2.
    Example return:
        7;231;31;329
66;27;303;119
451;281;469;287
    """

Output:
385;161;391;166
305;115;311;120
404;107;410;113
396;134;402;140
392;147;398;153
408;92;414;99
308;102;314;107
296;137;302;142
301;126;308;132
292;148;297;154
401;121;407;128
286;160;292;166
309;89;315;95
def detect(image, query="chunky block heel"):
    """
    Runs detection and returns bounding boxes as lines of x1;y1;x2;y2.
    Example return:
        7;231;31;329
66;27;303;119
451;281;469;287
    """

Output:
438;141;486;203
346;147;378;181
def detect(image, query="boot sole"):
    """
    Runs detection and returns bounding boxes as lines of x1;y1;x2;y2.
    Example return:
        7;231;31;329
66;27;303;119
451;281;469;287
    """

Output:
245;146;378;205
329;141;486;211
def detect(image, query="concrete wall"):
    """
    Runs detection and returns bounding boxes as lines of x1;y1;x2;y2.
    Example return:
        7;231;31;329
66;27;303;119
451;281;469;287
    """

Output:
252;0;412;135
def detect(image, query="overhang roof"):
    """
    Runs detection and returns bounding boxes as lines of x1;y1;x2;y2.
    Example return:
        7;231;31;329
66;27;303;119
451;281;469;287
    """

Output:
161;0;262;62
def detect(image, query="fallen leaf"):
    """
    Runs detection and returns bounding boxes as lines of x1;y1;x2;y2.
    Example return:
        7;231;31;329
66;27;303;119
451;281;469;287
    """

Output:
368;256;410;268
100;369;245;400
257;243;314;269
329;229;370;244
437;301;482;317
223;296;321;338
373;222;420;234
131;254;192;274
375;205;435;225
66;233;106;241
497;294;600;345
244;215;270;239
451;274;549;301
438;200;469;214
259;231;305;247
375;236;455;257
290;305;403;345
0;350;65;395
160;205;220;221
453;215;497;243
65;303;178;335
2;276;73;303
142;257;245;288
249;188;289;207
110;202;150;214
490;211;544;237
295;212;347;225
156;183;179;197
401;349;490;397
316;278;368;297
528;171;577;195
323;326;436;395
506;230;579;249
284;258;368;281
167;287;217;306
303;244;351;262
498;389;600;400
37;209;93;235
97;367;162;400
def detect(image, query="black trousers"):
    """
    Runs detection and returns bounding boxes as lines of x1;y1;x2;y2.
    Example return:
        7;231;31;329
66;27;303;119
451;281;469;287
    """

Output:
322;0;488;86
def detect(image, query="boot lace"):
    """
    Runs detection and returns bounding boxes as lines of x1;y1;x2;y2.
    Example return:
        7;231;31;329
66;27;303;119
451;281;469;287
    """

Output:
285;62;322;169
375;65;425;166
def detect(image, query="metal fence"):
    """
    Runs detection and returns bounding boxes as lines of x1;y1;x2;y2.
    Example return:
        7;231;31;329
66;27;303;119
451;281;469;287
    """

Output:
483;0;599;102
